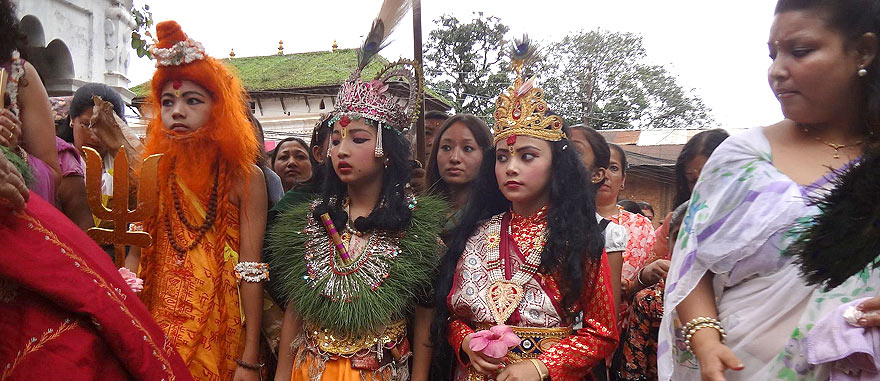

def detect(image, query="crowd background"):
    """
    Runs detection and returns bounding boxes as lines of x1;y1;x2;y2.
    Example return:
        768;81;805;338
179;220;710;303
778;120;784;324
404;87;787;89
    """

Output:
2;0;880;380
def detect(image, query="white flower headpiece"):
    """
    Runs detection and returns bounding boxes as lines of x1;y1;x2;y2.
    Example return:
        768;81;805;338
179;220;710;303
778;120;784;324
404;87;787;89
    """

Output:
151;38;206;67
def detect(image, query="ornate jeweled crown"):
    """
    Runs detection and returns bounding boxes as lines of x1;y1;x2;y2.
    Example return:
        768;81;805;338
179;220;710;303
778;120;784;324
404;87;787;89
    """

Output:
330;59;423;133
493;36;565;145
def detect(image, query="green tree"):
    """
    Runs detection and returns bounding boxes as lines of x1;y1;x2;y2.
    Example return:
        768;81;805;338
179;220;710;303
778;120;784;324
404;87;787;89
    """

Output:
539;30;714;129
130;3;154;59
424;13;510;122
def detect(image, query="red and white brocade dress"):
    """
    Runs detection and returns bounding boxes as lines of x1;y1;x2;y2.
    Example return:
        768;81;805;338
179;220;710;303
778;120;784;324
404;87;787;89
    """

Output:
447;209;619;381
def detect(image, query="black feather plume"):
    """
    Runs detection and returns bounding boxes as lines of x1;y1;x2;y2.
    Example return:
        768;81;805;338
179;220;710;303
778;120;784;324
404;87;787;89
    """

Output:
787;150;880;290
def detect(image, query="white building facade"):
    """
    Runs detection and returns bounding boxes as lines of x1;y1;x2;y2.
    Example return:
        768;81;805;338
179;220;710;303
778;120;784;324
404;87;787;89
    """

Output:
14;0;137;102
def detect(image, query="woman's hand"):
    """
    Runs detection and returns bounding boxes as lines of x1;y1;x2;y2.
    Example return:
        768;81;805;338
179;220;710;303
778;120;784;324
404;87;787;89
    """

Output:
0;152;28;213
461;333;504;375
0;109;22;148
856;296;880;326
495;360;543;381
640;259;671;286
233;365;261;381
691;330;744;381
409;167;427;194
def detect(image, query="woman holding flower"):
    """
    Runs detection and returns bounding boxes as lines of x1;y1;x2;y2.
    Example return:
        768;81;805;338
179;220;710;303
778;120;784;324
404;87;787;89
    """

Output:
431;40;618;381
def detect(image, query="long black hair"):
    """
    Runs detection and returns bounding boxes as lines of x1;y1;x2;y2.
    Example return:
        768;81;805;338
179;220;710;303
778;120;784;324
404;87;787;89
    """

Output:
425;114;492;198
673;129;729;205
0;0;26;63
312;121;413;232
430;126;605;378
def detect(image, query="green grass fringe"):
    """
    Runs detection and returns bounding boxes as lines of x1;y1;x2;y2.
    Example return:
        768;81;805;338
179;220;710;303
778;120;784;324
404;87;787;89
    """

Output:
267;195;447;334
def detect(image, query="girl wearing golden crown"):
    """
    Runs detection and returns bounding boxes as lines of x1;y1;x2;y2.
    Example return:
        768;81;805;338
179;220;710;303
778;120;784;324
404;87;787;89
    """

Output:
267;2;445;380
126;21;268;380
430;37;619;381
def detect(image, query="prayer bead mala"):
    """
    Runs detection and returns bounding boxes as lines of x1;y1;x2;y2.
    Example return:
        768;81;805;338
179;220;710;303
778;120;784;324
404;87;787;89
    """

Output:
164;168;220;258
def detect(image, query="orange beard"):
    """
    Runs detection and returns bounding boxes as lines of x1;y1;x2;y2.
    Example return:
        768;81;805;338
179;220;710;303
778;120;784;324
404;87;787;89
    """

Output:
143;54;258;222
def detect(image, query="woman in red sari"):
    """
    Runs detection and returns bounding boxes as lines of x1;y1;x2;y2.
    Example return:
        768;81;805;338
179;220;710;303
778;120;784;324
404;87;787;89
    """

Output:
430;39;618;381
0;149;191;379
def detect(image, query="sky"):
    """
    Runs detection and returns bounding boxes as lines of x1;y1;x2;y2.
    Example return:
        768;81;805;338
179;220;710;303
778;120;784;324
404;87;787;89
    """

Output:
128;0;782;131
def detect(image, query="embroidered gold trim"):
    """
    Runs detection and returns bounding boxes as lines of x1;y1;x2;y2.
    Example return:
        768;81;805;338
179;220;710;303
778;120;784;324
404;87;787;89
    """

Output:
304;319;407;357
1;319;78;380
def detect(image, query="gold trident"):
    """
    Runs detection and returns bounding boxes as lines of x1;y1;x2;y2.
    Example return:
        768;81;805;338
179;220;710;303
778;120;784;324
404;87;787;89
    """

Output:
83;147;161;267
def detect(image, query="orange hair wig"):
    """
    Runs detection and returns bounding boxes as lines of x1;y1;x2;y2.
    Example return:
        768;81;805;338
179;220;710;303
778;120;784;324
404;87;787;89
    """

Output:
143;21;257;201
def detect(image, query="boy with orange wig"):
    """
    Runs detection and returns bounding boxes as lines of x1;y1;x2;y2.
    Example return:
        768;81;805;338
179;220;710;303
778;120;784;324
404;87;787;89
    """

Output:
125;20;267;380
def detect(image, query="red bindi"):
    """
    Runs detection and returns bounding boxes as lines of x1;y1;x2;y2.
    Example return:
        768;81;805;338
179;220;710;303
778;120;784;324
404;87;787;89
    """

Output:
172;80;183;90
506;135;517;146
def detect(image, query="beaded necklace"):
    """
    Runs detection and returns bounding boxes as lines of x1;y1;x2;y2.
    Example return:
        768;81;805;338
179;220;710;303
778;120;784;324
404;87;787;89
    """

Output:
164;166;220;259
485;206;548;324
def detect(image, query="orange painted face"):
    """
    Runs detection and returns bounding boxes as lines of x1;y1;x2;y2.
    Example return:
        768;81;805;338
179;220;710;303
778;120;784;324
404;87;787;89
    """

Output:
159;80;213;136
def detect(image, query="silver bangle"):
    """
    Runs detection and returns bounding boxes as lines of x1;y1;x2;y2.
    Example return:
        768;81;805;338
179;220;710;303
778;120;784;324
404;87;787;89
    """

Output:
637;267;648;287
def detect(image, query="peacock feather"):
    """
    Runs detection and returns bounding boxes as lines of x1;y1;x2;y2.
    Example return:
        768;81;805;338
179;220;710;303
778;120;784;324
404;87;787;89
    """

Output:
509;34;537;75
357;0;412;71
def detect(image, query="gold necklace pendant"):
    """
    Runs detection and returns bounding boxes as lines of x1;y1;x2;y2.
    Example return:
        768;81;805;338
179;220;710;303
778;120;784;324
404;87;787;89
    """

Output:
801;127;863;159
487;280;525;325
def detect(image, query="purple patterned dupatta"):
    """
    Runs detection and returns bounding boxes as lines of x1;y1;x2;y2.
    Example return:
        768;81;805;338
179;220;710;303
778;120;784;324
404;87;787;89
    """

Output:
658;126;853;380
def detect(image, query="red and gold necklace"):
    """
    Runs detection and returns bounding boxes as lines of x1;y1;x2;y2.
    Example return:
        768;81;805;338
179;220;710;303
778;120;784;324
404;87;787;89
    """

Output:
485;206;548;324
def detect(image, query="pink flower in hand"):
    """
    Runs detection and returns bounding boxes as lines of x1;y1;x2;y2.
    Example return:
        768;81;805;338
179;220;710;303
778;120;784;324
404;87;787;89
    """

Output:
468;324;522;359
118;267;144;293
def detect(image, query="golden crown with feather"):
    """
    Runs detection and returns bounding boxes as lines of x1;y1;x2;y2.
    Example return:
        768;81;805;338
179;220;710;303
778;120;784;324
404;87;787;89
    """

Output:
493;35;565;145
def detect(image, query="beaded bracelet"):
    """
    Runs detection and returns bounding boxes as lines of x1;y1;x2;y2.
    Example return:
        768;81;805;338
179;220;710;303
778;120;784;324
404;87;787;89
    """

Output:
682;316;717;335
235;358;264;371
233;262;270;283
683;317;727;353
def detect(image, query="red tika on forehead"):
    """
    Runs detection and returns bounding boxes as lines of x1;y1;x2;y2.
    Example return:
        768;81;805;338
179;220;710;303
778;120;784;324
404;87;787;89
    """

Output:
172;80;183;90
506;135;517;147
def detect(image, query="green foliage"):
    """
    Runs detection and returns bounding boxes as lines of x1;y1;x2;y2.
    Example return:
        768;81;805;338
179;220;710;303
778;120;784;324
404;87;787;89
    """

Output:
130;3;153;59
424;12;511;123
539;30;714;129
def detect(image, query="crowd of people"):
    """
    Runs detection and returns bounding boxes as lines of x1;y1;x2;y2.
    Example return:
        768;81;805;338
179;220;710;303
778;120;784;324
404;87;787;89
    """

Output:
3;0;880;380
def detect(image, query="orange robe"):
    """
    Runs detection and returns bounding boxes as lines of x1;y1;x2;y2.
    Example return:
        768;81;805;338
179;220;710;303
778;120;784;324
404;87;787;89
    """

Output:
140;180;244;380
